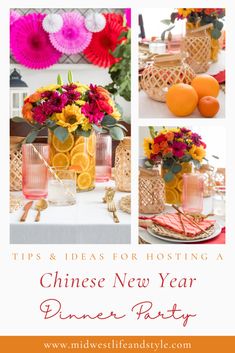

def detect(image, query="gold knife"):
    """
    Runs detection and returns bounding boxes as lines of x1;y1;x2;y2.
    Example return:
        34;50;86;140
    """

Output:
20;201;33;222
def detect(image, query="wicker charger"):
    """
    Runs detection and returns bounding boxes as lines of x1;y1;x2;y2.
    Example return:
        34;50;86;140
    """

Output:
141;53;195;102
182;23;213;74
10;136;24;191
139;167;165;214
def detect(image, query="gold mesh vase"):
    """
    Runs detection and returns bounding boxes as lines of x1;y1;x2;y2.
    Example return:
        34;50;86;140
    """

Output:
10;137;24;191
141;54;195;102
183;23;213;74
114;137;131;192
139;167;165;214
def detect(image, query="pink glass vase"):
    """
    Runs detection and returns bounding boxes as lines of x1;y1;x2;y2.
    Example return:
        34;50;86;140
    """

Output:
22;143;49;199
95;133;112;182
182;173;204;214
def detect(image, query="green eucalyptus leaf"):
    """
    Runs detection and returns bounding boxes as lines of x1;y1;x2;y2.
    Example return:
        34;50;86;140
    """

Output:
211;28;222;39
164;171;174;182
172;164;182;174
25;130;40;144
91;124;104;133
145;160;153;168
115;123;128;132
121;115;131;124
109;126;125;140
214;20;224;31
75;129;91;138
101;115;117;126
53;126;69;142
161;19;172;26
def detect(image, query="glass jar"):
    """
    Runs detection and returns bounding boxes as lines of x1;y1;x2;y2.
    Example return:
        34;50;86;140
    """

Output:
114;137;131;192
213;186;226;217
182;173;204;214
162;162;192;205
22;143;49;199
48;168;77;206
95;133;112;182
48;131;96;192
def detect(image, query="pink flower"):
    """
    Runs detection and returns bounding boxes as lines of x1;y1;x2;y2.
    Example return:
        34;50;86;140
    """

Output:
81;102;104;124
172;141;187;158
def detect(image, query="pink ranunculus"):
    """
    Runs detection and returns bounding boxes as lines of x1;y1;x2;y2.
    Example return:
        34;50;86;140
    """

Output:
81;102;104;124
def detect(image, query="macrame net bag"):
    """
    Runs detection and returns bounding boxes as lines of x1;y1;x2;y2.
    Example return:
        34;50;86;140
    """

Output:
141;53;195;102
139;167;165;214
10;137;24;191
182;23;213;74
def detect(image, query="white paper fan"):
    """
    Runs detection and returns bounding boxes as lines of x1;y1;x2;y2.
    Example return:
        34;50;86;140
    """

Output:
85;13;106;33
43;14;63;34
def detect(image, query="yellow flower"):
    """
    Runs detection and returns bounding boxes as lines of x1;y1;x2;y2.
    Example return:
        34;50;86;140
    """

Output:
81;118;92;132
189;145;206;162
143;137;154;159
159;127;180;135
54;104;86;133
74;82;89;94
108;99;121;120
37;84;60;93
75;99;86;106
178;8;194;18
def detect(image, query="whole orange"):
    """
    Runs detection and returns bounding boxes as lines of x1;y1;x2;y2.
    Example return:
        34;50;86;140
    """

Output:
198;96;220;118
166;83;198;117
191;75;220;99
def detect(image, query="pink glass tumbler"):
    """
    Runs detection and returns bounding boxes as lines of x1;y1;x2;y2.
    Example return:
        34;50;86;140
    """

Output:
182;173;204;214
95;133;112;182
22;143;49;199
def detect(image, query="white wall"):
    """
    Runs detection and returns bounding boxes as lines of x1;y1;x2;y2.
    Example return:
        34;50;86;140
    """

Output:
139;126;226;167
10;64;130;118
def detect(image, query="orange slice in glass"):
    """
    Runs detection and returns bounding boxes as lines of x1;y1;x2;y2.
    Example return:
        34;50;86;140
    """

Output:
87;134;95;157
77;172;92;190
70;143;85;157
52;153;70;168
52;133;74;153
71;152;90;172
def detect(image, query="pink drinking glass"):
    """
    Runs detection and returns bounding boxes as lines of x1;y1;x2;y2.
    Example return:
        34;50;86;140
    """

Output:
95;133;112;182
182;173;204;214
22;143;49;199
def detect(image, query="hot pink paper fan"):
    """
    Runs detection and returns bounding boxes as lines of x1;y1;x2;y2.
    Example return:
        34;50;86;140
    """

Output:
10;10;21;26
49;12;92;55
83;13;127;68
10;13;62;69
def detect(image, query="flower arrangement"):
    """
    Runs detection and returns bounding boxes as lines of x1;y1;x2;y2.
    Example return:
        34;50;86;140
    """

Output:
170;8;225;40
143;127;206;181
18;72;127;143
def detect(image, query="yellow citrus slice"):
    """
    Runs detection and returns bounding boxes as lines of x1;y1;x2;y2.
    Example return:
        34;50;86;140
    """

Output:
75;136;85;145
71;152;90;172
177;178;183;192
52;153;70;168
70;143;85;157
87;134;95;156
77;172;92;190
179;163;192;174
165;176;178;188
52;133;74;153
165;188;179;205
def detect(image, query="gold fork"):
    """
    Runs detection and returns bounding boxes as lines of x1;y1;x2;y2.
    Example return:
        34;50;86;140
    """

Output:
108;201;120;223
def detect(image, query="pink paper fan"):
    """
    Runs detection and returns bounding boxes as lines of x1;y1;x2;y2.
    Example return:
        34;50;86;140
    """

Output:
49;12;92;54
10;13;62;69
10;10;21;26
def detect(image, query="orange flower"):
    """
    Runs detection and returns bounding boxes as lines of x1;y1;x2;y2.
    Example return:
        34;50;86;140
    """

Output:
22;102;33;123
28;92;41;103
162;147;172;156
96;86;111;101
164;131;174;142
152;143;160;154
159;141;169;151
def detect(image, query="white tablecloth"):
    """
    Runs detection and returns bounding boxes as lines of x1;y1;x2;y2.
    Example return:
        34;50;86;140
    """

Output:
10;181;131;244
139;51;225;119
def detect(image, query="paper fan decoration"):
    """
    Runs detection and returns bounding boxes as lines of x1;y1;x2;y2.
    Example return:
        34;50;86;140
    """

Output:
10;13;62;69
83;13;127;68
10;10;21;26
85;13;106;33
42;13;63;34
49;12;92;54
